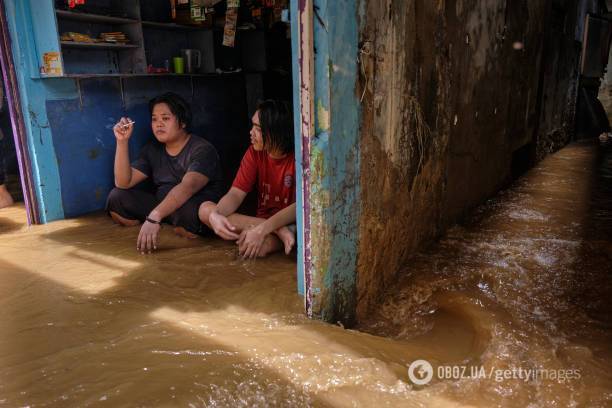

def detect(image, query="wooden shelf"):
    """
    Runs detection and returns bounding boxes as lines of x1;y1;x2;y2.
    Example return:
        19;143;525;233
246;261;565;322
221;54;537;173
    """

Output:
55;9;139;25
141;20;210;31
62;72;242;79
63;74;137;78
60;41;139;49
48;3;220;78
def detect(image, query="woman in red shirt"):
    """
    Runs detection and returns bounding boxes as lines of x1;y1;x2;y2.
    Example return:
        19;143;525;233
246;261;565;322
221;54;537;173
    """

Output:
199;100;296;259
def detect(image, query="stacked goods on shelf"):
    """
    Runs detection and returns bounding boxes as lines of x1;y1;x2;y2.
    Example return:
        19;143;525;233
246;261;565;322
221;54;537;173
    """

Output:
60;31;131;44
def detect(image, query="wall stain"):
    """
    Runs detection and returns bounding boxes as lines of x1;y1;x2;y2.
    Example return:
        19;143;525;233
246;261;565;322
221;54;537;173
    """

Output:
88;149;100;160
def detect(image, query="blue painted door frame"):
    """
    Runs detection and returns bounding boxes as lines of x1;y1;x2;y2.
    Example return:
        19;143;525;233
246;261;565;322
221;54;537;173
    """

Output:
291;0;361;324
3;0;65;223
0;0;40;223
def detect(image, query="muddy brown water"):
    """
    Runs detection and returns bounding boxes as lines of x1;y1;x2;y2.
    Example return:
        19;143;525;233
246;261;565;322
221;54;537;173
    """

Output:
1;140;611;407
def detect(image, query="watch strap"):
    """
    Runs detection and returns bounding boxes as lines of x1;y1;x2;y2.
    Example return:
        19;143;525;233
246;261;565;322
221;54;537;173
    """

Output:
145;217;162;225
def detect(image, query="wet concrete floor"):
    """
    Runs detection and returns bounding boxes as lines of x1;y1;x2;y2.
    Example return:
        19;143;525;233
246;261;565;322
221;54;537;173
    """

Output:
1;139;611;407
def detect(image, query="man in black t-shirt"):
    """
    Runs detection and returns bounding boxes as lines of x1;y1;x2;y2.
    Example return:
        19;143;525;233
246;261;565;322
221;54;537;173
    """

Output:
106;93;224;253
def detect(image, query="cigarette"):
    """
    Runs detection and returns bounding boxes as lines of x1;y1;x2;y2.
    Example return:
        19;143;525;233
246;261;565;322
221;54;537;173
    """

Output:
116;120;135;129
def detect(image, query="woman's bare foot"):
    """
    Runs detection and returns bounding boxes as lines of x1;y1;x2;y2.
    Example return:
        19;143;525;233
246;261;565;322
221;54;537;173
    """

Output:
275;226;296;254
109;211;140;227
0;184;14;209
173;226;198;239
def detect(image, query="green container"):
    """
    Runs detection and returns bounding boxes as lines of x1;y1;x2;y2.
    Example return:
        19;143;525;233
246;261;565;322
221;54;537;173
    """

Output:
173;57;185;74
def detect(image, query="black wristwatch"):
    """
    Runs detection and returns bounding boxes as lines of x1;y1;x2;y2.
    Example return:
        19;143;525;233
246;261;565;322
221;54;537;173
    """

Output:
145;217;162;225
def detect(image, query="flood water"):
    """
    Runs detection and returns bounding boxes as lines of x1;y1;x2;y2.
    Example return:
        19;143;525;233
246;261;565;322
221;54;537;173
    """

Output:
360;139;612;406
1;140;611;407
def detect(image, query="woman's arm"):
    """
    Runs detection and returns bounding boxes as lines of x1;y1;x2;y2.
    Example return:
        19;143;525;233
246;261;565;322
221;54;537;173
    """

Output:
148;172;209;221
113;117;147;188
137;172;208;253
114;144;147;188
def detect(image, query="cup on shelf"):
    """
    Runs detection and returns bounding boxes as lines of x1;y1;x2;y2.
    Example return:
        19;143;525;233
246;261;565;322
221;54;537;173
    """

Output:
173;57;185;74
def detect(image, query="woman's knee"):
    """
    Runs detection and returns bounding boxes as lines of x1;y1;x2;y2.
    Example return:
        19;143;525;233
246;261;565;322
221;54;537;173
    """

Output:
106;187;128;211
170;205;199;231
198;201;217;225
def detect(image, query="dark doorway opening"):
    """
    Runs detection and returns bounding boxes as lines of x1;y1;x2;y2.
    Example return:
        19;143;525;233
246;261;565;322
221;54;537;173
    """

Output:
0;72;21;209
511;142;536;180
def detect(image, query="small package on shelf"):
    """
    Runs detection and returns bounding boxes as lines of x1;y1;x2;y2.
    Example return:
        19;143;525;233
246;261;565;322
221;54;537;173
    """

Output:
100;32;129;44
190;0;215;27
62;32;95;43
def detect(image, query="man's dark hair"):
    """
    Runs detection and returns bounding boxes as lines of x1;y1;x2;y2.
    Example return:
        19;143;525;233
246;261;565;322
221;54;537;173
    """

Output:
149;92;192;130
257;99;294;155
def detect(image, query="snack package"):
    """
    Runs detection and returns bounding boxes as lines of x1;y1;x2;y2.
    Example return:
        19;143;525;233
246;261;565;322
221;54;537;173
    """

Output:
223;7;238;47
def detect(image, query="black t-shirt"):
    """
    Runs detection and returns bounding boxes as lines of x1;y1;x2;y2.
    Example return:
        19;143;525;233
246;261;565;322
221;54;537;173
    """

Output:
131;135;225;199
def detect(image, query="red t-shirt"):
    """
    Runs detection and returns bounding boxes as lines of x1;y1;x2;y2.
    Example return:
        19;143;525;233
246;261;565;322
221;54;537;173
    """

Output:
232;146;296;219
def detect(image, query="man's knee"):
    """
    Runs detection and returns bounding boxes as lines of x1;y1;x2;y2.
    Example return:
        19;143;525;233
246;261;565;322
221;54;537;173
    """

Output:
198;201;217;225
257;235;282;258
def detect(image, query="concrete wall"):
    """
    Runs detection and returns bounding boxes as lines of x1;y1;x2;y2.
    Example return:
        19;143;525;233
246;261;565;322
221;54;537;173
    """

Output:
354;0;589;319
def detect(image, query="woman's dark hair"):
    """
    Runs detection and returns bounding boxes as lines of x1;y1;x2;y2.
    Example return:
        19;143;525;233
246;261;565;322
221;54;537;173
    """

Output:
257;99;294;154
149;92;192;130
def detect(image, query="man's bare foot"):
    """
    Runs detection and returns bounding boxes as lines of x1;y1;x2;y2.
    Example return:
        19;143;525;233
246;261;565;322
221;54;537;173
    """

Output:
110;211;140;227
173;226;198;239
275;226;296;254
0;184;14;209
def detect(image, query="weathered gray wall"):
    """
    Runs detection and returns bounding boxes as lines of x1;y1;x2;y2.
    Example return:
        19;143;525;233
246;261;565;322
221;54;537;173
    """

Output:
356;0;586;319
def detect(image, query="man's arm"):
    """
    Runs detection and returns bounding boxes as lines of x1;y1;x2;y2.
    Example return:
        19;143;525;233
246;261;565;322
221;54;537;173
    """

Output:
215;187;248;216
206;187;247;240
256;203;296;235
236;203;296;258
